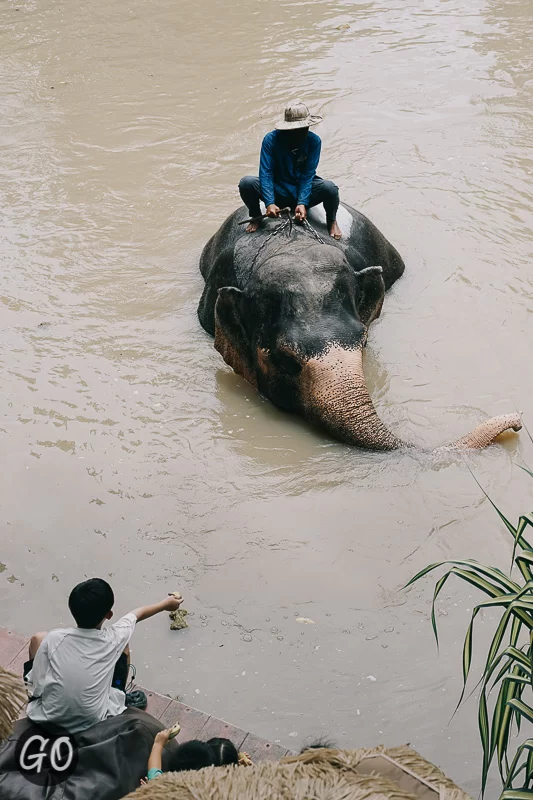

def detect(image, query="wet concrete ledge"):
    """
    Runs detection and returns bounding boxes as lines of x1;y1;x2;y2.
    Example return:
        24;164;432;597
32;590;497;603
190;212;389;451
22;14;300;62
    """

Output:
0;626;290;761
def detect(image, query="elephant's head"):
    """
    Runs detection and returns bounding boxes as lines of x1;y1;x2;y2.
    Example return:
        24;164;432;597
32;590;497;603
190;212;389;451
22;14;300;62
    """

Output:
214;243;521;451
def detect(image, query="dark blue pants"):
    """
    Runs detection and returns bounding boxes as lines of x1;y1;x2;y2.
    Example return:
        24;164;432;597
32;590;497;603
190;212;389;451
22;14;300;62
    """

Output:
239;175;340;224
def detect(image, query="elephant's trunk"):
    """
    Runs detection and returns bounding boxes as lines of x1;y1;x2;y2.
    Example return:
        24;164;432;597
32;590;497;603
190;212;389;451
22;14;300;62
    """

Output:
300;344;522;451
438;414;522;451
300;344;405;451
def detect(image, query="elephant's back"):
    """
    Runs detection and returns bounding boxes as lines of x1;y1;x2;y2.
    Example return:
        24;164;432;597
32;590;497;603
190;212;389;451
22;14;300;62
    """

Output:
200;202;405;291
308;202;400;257
308;202;404;290
200;206;309;288
199;206;250;280
307;202;360;240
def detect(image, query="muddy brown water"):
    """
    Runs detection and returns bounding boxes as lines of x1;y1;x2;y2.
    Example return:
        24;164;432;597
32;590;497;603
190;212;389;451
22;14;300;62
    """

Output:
1;0;532;793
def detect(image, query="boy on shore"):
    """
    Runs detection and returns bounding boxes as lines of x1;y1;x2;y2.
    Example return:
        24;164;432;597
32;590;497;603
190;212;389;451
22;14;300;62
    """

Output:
24;578;183;734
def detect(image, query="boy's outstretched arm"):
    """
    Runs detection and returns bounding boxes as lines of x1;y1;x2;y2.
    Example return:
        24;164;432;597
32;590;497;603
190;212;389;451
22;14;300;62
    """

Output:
148;729;171;772
132;594;183;623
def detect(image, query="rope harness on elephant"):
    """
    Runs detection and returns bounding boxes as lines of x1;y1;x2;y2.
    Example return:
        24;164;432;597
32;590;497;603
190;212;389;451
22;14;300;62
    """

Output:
301;218;325;245
248;208;325;271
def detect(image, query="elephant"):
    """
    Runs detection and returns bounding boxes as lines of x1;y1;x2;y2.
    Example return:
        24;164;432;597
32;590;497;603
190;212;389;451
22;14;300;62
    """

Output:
197;202;521;451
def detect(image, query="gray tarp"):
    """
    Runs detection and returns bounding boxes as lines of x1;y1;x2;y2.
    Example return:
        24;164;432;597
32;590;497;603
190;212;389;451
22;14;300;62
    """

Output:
0;709;178;800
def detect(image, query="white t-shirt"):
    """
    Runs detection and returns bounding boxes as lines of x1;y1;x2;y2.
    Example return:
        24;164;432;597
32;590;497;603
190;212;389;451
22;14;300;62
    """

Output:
26;612;137;735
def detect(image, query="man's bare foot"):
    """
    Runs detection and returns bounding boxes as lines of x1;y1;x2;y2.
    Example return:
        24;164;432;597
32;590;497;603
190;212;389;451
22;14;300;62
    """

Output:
329;220;342;240
246;220;260;233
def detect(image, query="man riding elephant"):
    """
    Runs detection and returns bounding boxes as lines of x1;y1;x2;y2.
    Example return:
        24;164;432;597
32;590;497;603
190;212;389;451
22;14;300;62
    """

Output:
239;101;343;240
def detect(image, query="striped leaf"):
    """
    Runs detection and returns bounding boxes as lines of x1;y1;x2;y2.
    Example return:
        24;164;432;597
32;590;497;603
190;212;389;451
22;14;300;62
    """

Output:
489;671;516;783
501;721;533;793
405;559;517;593
514;581;533;600
430;572;451;648
485;604;533;680
486;648;531;696
512;517;533;568
452;571;509;599
479;684;490;795
502;675;530;686
526;748;533;790
404;561;451;588
515;552;533;584
499;648;532;677
456;606;481;711
485;609;513;678
510;614;524;651
507;699;533;725
496;667;523;781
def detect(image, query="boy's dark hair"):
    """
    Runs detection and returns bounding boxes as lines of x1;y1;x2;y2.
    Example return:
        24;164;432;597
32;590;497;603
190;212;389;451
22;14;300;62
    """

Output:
68;578;114;628
167;741;216;772
206;737;239;766
300;737;336;753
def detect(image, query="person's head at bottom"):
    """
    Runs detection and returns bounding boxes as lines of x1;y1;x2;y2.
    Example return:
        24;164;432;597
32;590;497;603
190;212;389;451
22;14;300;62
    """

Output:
167;738;240;772
167;741;216;772
205;737;240;766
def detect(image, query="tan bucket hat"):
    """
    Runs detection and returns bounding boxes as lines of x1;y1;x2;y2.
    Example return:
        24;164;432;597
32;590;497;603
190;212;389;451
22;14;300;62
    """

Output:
275;100;322;130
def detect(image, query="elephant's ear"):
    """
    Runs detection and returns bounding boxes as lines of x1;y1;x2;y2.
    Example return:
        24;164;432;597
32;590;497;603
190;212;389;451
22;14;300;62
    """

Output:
214;287;257;388
355;266;386;326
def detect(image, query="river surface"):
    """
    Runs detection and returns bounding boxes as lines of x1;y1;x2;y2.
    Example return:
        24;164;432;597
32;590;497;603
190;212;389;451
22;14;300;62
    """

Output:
1;0;532;793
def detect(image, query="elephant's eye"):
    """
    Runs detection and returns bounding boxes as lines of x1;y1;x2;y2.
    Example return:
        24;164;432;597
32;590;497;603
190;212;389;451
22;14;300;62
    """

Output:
270;349;302;376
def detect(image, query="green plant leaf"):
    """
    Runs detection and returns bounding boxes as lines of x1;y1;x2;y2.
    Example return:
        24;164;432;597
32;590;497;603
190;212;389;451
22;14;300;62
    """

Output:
494;507;519;543
484;604;533;683
490;673;514;782
514;580;533;600
507;699;533;724
486;609;513;677
500;648;532;676
406;559;517;593
496;667;523;781
503;675;531;686
450;572;517;702
486;647;531;697
504;738;533;789
512;517;533;568
407;563;511;655
475;594;522;610
457;606;481;710
510;615;524;651
479;684;490;795
453;571;510;600
403;561;449;588
515;552;533;584
526;748;533;790
430;572;451;649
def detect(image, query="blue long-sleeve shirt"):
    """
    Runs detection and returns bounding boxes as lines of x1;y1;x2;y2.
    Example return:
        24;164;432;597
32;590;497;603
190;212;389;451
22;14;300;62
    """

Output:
259;130;321;207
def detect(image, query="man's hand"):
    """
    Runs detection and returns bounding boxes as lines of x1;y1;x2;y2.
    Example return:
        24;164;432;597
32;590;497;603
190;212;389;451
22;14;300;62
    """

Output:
295;204;307;222
266;204;281;218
